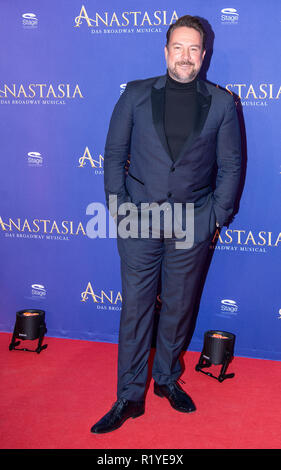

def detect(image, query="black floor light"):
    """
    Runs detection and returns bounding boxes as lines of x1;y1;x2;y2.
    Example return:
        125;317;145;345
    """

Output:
9;309;47;354
195;330;235;382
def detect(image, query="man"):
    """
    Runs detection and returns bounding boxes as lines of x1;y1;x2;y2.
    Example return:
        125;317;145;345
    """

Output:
91;15;241;434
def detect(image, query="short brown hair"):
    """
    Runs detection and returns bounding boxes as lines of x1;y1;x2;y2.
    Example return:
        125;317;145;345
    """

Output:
166;15;206;50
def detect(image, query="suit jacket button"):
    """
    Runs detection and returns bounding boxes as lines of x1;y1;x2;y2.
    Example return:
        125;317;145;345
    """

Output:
171;167;175;172
167;192;172;198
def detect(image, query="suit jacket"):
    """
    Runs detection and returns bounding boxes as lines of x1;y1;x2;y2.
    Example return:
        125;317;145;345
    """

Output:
104;74;241;243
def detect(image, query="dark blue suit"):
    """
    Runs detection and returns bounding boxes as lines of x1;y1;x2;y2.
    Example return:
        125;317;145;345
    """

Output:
104;74;241;400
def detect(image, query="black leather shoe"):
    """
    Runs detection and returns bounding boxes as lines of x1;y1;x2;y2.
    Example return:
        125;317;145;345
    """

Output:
91;398;145;434
154;381;196;413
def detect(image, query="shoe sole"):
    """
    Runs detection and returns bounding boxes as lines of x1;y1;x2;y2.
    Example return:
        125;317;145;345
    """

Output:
91;410;145;434
154;389;196;413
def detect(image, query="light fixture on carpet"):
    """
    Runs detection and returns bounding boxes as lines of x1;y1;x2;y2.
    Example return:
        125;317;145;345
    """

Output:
195;330;235;382
9;309;47;354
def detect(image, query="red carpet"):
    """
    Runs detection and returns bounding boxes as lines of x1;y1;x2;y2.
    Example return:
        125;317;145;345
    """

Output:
0;332;280;449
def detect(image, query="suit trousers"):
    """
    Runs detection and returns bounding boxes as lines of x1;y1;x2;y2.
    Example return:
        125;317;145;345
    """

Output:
116;231;212;401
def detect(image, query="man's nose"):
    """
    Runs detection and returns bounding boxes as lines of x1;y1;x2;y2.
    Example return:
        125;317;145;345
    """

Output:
181;48;191;61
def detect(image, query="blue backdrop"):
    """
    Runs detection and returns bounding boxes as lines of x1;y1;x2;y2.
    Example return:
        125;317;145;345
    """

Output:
0;0;280;360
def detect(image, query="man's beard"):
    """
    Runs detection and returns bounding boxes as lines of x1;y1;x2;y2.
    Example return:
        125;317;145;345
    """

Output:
169;61;197;83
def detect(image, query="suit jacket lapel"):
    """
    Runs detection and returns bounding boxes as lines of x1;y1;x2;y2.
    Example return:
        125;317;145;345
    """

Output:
151;77;171;158
151;76;212;161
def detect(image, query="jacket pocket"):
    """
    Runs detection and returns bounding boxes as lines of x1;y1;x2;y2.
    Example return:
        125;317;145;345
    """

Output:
192;184;210;193
127;172;145;185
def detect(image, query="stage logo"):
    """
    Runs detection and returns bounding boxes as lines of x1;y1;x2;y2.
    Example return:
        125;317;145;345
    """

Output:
31;284;47;299
74;5;178;34
23;283;47;302
220;8;239;25
27;151;43;167
22;13;38;29
120;83;127;95
219;299;239;317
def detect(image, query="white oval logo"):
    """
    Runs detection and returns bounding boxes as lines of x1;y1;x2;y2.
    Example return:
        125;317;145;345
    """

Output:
221;8;238;16
28;151;42;158
31;284;45;291
221;299;237;306
22;13;37;19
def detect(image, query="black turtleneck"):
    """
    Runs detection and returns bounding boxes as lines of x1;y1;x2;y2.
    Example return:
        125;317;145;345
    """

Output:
164;73;198;161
